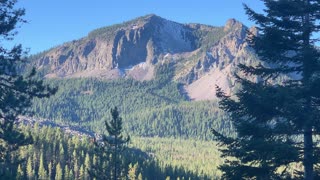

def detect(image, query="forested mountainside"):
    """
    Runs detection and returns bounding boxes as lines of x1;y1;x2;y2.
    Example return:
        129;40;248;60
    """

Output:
4;0;320;177
30;65;234;140
19;15;260;179
23;15;260;141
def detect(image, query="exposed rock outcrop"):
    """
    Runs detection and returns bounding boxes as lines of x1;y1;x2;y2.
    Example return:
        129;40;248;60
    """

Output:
32;14;196;80
29;15;259;101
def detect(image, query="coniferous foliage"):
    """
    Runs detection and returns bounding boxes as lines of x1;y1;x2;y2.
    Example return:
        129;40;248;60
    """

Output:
30;78;232;140
0;0;56;178
13;124;204;180
94;107;130;180
213;0;320;179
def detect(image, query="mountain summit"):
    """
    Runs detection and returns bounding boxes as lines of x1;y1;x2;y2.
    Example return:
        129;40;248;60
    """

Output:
29;15;257;100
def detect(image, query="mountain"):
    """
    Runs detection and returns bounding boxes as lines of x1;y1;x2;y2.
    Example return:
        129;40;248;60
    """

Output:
28;14;258;101
30;14;195;80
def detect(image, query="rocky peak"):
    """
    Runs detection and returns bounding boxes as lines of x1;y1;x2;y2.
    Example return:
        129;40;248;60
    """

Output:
224;18;244;32
28;15;259;101
183;19;258;101
142;14;164;22
30;15;197;80
126;14;166;30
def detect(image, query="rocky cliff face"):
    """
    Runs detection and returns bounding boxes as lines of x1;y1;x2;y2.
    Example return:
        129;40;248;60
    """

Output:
183;19;259;100
32;15;196;80
29;15;258;101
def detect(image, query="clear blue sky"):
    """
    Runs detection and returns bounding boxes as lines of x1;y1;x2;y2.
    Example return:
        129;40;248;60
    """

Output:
10;0;264;55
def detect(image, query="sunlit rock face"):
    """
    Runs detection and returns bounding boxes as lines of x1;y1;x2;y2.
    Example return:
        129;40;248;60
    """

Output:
29;15;259;100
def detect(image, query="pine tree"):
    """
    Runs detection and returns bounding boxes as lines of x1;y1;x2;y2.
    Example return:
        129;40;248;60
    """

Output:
26;156;33;180
93;154;98;166
95;107;130;180
64;165;69;180
55;163;63;180
69;169;74;180
16;164;24;179
74;159;79;179
38;153;47;179
48;161;53;180
127;163;137;180
212;0;320;179
138;173;143;180
84;153;90;179
59;143;65;162
79;164;84;180
0;0;56;177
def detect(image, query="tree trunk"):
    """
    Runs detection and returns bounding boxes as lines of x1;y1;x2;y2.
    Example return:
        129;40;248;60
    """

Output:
302;0;314;179
114;136;118;180
304;125;313;180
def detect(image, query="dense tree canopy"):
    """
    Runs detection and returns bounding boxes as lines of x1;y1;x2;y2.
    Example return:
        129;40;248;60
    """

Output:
213;0;320;179
9;124;206;180
94;107;130;180
0;0;56;177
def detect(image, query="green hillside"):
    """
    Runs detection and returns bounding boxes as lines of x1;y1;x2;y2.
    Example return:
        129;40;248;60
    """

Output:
31;78;233;140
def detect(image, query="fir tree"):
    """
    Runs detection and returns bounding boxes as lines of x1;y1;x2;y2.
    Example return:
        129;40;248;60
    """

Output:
93;154;98;166
0;0;56;177
26;156;33;180
127;163;137;180
79;164;84;180
59;143;65;162
73;159;79;179
95;107;130;180
69;169;74;180
84;153;90;179
213;0;320;179
64;165;69;180
16;164;24;180
48;161;53;179
55;163;63;180
138;173;143;180
38;153;47;179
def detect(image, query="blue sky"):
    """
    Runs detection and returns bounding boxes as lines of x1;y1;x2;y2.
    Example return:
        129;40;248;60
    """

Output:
10;0;264;55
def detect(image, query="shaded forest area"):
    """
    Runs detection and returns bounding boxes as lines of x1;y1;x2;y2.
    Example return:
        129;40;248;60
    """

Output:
11;124;213;179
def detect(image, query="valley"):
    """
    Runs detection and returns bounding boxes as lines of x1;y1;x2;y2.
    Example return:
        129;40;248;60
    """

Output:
2;0;320;179
16;14;253;179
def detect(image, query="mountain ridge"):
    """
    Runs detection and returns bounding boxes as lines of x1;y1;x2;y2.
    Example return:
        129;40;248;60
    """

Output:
28;14;257;101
